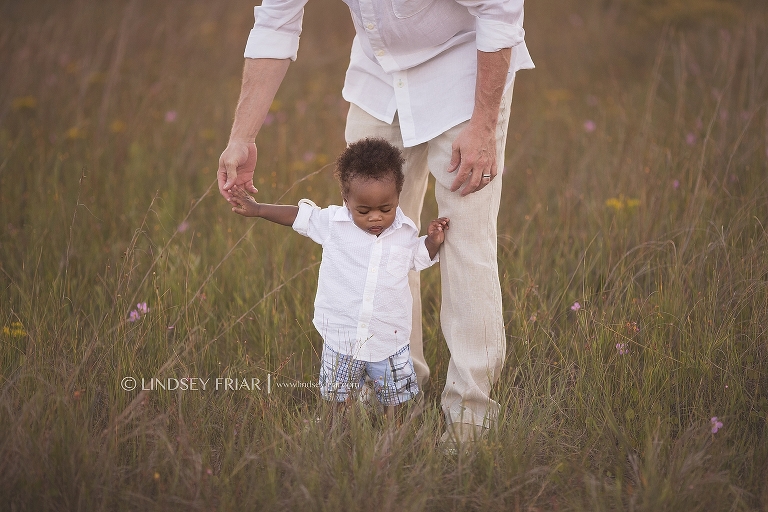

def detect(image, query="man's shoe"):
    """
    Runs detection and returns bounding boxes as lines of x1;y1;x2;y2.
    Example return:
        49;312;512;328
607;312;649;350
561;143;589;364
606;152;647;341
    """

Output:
439;422;485;455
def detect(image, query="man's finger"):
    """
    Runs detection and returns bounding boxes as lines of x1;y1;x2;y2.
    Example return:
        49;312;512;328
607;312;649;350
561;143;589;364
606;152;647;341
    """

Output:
463;155;496;195
473;172;489;194
450;160;473;192
447;143;461;173
467;171;490;196
459;165;483;196
217;162;229;192
224;165;238;191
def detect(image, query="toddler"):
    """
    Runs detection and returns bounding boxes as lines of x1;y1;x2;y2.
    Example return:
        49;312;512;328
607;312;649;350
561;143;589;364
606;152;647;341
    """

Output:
231;138;449;416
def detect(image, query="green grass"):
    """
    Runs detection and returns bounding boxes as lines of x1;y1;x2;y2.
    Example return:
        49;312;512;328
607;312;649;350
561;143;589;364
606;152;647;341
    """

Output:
1;0;767;509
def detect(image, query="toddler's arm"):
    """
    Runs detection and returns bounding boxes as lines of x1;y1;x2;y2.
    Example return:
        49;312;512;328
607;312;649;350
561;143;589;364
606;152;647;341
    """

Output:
425;217;450;260
230;185;298;226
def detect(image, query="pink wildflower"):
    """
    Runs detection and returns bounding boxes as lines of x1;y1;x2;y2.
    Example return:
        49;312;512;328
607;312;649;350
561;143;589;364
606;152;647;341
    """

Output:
164;110;178;123
616;343;629;355
570;302;581;311
583;120;596;133
711;417;723;434
137;302;149;315
128;310;140;322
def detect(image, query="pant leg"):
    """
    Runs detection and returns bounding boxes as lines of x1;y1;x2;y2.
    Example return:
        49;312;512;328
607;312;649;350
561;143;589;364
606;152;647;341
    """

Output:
428;86;515;428
344;104;432;389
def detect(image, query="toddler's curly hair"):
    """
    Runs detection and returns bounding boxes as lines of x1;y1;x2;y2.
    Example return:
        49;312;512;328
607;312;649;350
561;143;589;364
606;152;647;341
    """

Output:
334;138;405;198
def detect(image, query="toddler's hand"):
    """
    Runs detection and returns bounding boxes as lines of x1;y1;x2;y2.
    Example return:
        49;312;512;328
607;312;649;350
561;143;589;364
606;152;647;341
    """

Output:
230;185;261;217
427;217;450;246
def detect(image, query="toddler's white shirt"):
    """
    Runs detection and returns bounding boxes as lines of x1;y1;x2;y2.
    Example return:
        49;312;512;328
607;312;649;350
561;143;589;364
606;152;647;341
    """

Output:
292;199;437;361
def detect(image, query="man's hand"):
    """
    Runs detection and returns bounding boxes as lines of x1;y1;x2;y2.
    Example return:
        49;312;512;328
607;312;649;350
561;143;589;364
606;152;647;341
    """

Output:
447;121;497;196
217;58;290;205
218;140;259;204
447;48;511;197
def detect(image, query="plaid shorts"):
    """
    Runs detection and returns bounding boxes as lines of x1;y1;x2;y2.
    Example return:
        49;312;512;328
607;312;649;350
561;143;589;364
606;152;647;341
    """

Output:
319;344;419;406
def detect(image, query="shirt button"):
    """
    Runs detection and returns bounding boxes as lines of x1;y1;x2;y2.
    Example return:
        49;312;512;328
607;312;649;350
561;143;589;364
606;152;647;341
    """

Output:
376;50;385;57
397;80;404;88
361;323;367;328
366;22;375;30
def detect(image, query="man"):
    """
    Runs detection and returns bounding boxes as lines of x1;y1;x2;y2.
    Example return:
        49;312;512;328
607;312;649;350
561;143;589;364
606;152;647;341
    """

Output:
218;0;533;448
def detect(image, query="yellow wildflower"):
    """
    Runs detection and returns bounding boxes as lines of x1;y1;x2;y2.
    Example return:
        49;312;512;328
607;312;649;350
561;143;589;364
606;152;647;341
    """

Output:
605;194;640;211
87;72;107;85
109;120;126;133
198;129;216;141
2;321;26;337
66;127;85;140
544;89;573;105
12;96;37;111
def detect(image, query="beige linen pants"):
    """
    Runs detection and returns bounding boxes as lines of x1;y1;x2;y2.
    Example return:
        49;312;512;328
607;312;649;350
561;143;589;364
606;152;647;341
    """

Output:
345;86;514;428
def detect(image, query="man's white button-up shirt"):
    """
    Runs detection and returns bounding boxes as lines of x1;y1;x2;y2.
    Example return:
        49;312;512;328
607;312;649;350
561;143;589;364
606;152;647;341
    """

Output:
292;199;438;361
245;0;534;147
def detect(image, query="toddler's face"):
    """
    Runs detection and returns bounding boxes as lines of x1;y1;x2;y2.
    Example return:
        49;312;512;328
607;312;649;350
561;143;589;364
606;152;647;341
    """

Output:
344;176;400;236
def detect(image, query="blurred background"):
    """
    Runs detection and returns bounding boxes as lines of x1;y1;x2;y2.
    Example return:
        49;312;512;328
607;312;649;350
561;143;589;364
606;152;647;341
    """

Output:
1;0;767;509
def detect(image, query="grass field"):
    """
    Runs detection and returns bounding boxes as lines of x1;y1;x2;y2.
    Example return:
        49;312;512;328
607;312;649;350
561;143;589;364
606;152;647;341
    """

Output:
1;0;767;509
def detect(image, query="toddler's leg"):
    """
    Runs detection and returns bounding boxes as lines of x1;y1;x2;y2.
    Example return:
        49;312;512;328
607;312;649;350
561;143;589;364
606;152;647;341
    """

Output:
366;344;420;413
319;344;366;404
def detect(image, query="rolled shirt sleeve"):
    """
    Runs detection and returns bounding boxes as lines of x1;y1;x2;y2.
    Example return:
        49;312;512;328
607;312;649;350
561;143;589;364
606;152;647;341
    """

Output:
292;199;331;245
475;18;525;53
453;0;526;52
244;1;307;61
412;235;439;272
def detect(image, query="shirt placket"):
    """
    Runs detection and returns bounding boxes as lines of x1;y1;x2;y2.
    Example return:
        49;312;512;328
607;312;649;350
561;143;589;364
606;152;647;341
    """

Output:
358;0;415;142
392;71;415;141
356;236;382;351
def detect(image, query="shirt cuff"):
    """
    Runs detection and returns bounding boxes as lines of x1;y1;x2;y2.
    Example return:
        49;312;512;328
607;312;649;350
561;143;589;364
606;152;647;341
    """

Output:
244;6;302;61
244;29;300;61
413;235;439;271
476;19;525;53
292;199;318;236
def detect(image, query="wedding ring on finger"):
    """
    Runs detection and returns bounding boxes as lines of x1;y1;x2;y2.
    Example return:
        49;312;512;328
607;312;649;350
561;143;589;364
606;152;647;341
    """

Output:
482;174;491;180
